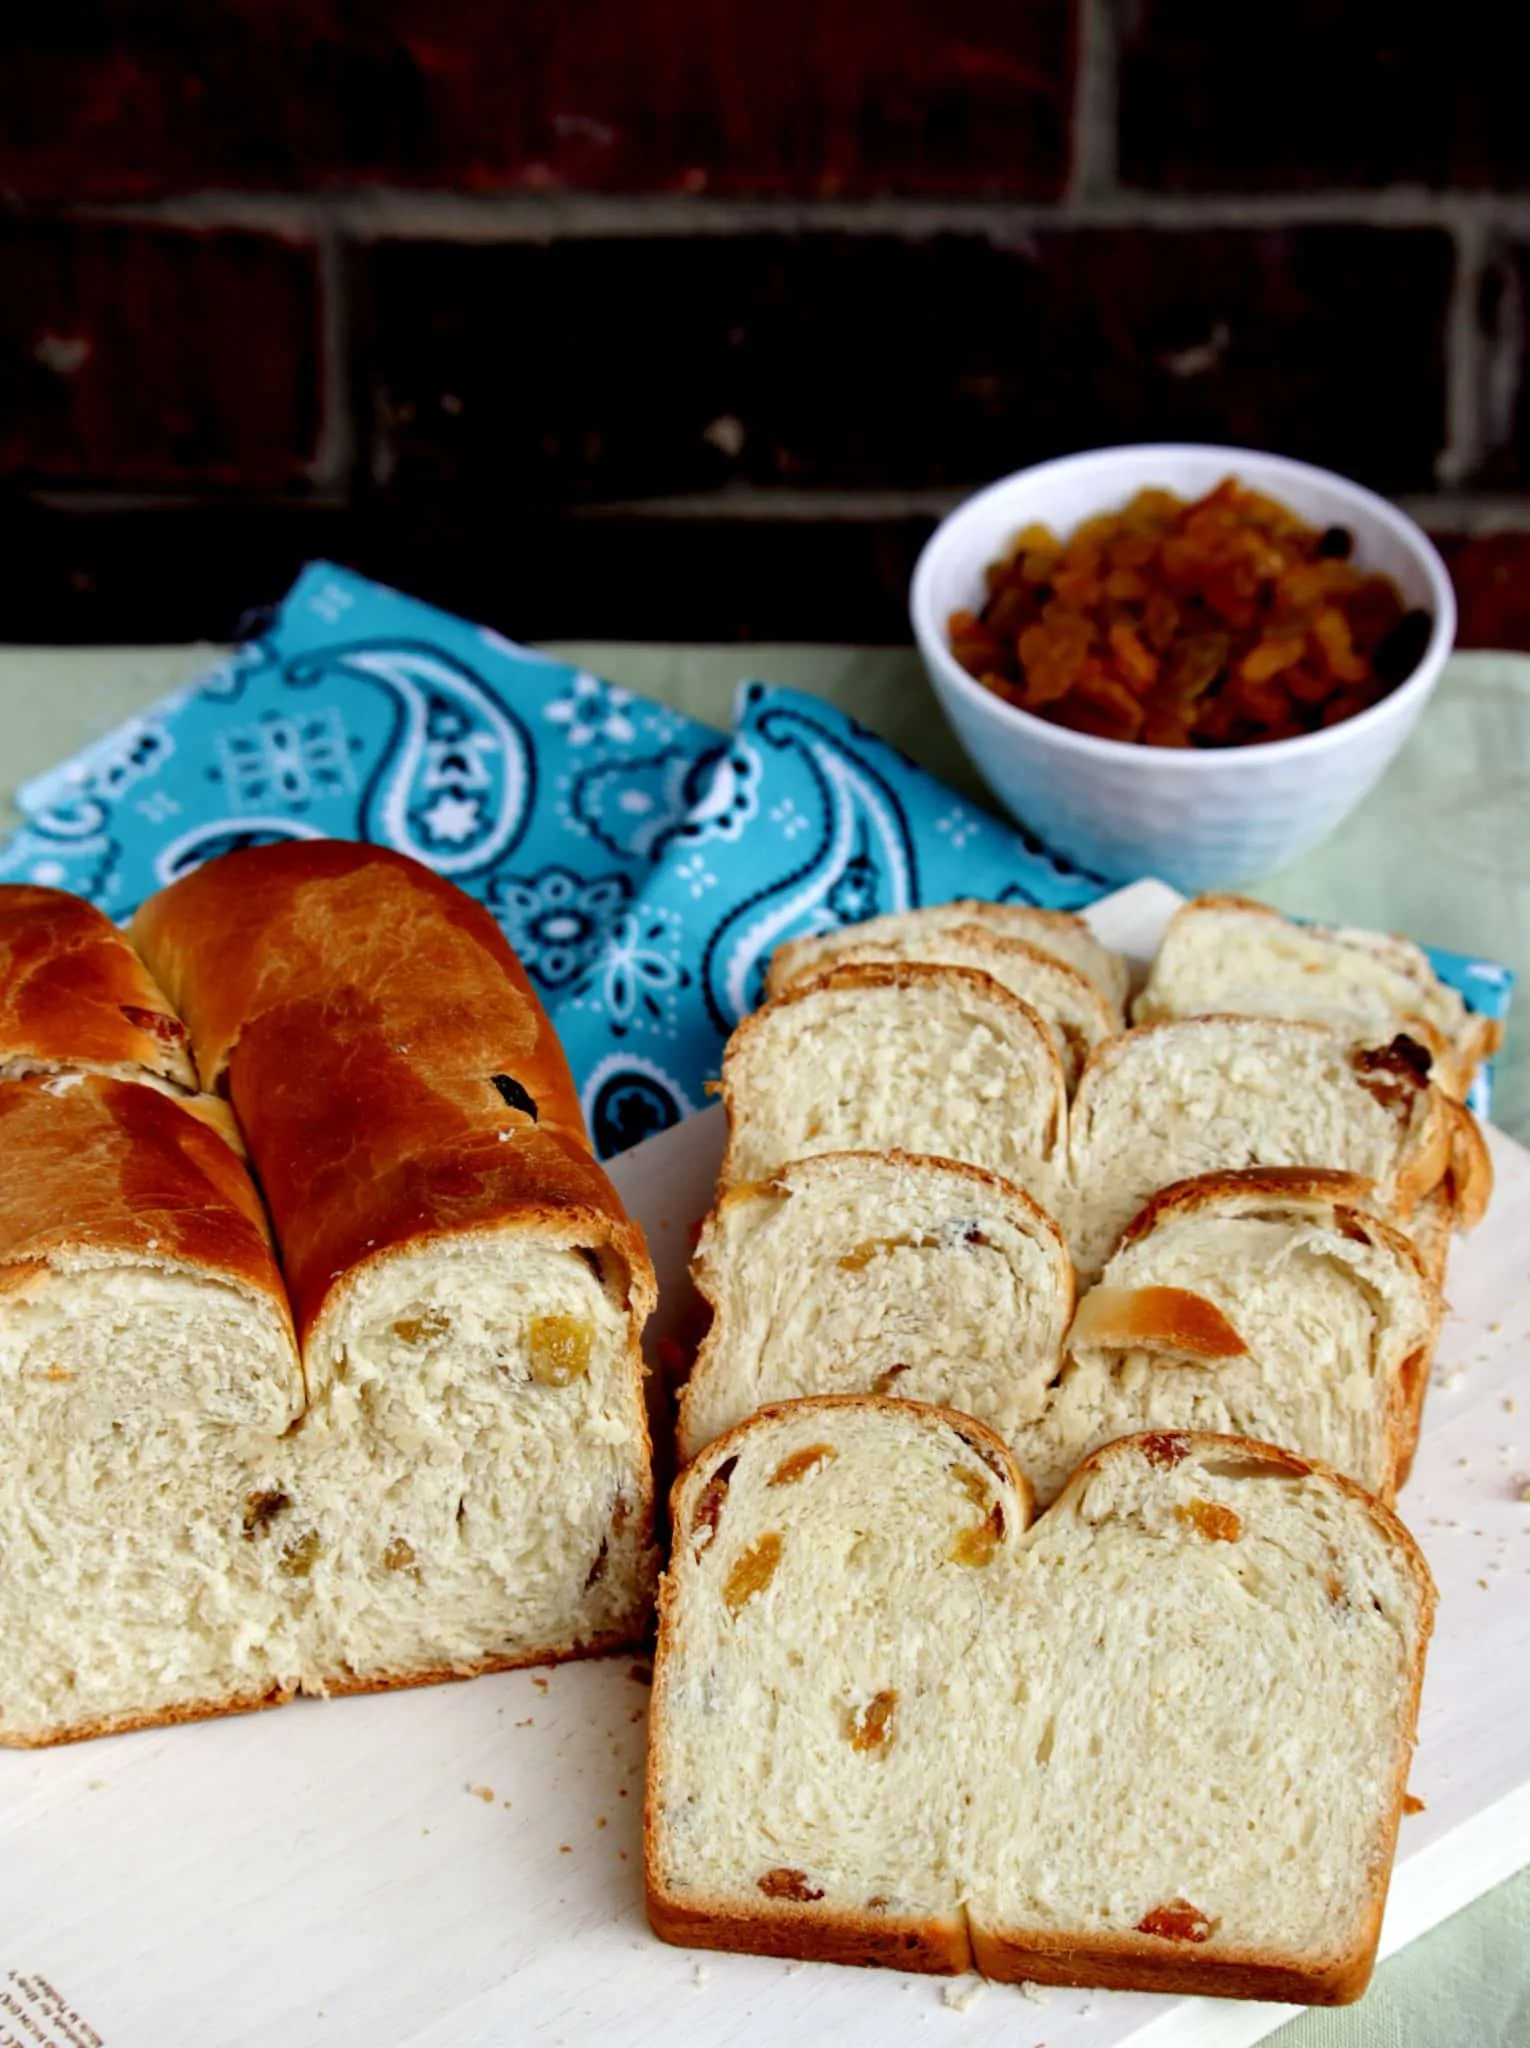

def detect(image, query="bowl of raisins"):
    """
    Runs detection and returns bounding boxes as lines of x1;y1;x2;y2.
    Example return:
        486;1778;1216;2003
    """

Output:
910;445;1454;888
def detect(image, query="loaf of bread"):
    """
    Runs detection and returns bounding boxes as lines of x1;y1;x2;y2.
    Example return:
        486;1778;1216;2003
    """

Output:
0;892;307;1742
767;900;1129;1012
766;908;1124;1087
678;1151;1074;1464
1066;1017;1465;1278
133;842;658;1698
1134;894;1501;1098
718;962;1067;1202
647;1399;1432;2002
680;1158;1435;1502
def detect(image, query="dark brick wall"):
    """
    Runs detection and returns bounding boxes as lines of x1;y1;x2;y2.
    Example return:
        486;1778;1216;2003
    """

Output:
2;1;1530;645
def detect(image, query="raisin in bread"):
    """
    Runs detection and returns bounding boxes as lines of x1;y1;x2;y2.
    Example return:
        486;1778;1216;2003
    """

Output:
768;901;1129;1013
1065;1017;1467;1279
678;1151;1073;1463
647;1399;1433;2003
1134;895;1500;1099
718;963;1067;1205
766;913;1123;1088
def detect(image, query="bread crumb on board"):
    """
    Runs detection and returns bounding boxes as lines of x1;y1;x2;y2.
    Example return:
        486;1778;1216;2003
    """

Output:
466;1784;494;1803
691;1961;711;1988
1017;1980;1050;2005
1404;1791;1426;1815
941;1978;985;2013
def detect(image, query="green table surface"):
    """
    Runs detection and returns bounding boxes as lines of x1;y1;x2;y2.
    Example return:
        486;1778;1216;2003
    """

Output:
2;642;1527;2047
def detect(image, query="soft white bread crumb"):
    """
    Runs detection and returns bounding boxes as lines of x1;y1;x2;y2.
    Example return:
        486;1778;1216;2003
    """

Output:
768;902;1129;1013
1133;897;1498;1098
648;1402;1433;2000
719;964;1067;1205
766;920;1121;1089
680;1152;1073;1464
1065;1018;1450;1280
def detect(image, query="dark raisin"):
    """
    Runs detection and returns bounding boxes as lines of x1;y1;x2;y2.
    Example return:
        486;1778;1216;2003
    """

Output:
758;1867;823;1902
120;1003;186;1045
1355;1034;1433;1084
1139;1432;1190;1469
1316;525;1353;560
584;1537;609;1590
242;1490;291;1539
962;1225;991;1248
490;1073;538;1120
1373;609;1432;688
692;1455;738;1548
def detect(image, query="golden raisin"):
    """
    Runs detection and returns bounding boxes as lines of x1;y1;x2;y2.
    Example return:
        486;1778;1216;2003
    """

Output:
393;1310;450;1346
242;1490;291;1539
528;1313;594;1386
758;1868;824;1902
278;1529;322;1579
871;1365;910;1395
949;1513;1003;1568
691;1456;736;1550
848;1689;898;1752
1136;1898;1217;1943
770;1445;838;1487
383;1536;417;1572
724;1533;783;1612
950;1464;991;1509
1176;1499;1242;1543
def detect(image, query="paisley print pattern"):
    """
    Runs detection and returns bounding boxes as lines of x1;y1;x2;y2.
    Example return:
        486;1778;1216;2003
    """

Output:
1;565;1507;1152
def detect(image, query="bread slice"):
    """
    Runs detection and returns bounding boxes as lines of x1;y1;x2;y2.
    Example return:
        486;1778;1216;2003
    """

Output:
134;842;659;1697
718;963;1068;1204
0;1072;305;1746
680;1158;1436;1503
678;1151;1073;1463
1036;1168;1440;1504
1134;895;1500;1099
766;913;1123;1089
647;1400;1432;2003
1065;1017;1458;1279
768;900;1129;1013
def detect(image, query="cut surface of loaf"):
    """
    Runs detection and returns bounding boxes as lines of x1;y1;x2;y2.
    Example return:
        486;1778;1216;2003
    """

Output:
766;914;1123;1089
1134;895;1499;1098
679;1152;1073;1463
0;1073;305;1745
767;901;1129;1013
133;842;658;1699
647;1400;1433;2003
719;963;1067;1204
1035;1168;1440;1503
1065;1017;1455;1280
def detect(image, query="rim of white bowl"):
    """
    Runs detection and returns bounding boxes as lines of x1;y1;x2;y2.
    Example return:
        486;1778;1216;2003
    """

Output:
909;443;1457;770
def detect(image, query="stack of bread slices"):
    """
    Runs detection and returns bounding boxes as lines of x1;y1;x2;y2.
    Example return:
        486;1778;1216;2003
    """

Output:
647;892;1498;2005
1;848;658;1748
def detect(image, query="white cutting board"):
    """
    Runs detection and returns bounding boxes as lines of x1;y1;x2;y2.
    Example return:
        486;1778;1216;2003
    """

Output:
4;880;1527;2048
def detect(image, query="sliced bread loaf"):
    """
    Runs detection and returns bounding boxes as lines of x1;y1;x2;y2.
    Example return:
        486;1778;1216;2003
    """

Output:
718;963;1068;1202
1134;895;1500;1098
648;1399;1432;2002
678;1151;1073;1463
1065;1017;1460;1278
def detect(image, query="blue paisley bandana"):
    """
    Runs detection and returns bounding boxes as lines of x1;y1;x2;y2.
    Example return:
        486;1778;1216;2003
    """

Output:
1;563;1509;1157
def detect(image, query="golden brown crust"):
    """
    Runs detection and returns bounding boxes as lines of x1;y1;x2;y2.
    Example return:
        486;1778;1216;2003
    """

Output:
133;843;655;1344
0;884;195;1088
719;960;1068;1188
968;1922;1378;2004
647;1887;971;1975
1113;1164;1382;1252
0;1073;290;1320
1443;1098;1494;1231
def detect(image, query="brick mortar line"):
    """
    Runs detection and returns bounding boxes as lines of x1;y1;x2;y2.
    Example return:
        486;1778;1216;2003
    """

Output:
23;484;1530;530
1438;216;1491;487
1067;0;1118;203
308;227;355;492
58;186;1530;240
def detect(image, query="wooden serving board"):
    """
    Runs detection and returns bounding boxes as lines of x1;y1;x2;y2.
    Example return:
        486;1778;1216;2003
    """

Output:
3;881;1526;2048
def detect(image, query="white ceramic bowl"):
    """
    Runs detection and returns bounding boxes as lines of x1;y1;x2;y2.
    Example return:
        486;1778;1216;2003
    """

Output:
910;444;1456;890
